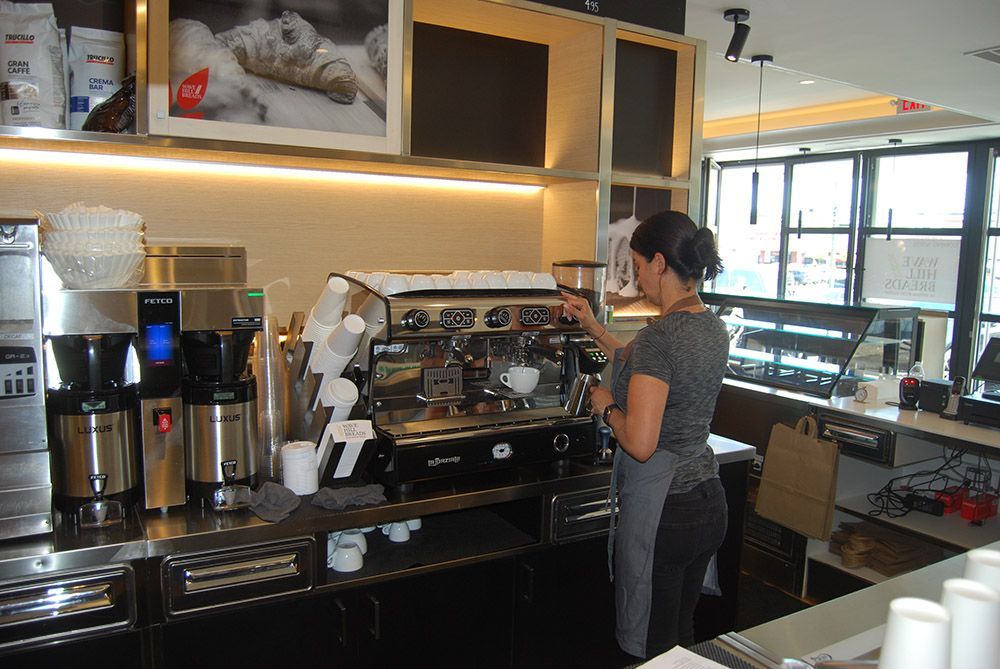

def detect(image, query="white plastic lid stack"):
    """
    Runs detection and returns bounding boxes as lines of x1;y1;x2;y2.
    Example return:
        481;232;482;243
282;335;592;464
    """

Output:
319;377;359;423
280;441;319;495
301;276;351;344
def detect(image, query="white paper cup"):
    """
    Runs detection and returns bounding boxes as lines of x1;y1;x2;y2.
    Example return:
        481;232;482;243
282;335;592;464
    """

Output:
941;577;1000;669
878;597;951;669
314;276;350;325
325;314;366;357
964;548;1000;593
501;366;540;394
338;529;368;555
300;307;339;345
331;542;364;572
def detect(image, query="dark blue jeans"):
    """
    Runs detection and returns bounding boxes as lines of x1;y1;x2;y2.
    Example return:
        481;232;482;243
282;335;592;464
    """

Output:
643;477;728;658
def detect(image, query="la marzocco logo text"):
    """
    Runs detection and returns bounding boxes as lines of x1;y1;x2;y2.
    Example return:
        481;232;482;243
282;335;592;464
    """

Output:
86;54;115;65
5;33;34;44
144;297;174;305
210;414;241;423
427;456;460;468
78;424;112;434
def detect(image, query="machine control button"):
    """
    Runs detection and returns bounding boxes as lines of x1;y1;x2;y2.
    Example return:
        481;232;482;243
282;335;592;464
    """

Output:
553;433;571;453
484;307;512;328
440;308;475;330
521;307;551;327
153;408;173;433
401;309;431;330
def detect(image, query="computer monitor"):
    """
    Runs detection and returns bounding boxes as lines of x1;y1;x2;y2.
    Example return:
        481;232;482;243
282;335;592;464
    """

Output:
972;337;1000;384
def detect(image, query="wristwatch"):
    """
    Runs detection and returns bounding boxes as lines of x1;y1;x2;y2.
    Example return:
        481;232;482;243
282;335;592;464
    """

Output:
602;403;620;423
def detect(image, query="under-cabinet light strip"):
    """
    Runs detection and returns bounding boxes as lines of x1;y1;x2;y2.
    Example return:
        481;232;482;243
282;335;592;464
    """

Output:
0;148;545;194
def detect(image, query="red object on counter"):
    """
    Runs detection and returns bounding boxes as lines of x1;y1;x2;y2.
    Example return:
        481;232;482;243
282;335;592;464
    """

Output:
154;408;172;434
935;486;968;514
960;493;998;522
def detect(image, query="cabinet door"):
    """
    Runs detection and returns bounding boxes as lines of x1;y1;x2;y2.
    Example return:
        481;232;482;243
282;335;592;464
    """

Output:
513;536;629;668
159;594;355;668
357;560;514;669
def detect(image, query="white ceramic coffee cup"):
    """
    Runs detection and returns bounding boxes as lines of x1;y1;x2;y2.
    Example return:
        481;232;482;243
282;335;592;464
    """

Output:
878;597;951;669
338;529;368;555
531;272;558;289
505;271;533;289
501;366;540;394
331;541;364;572
940;577;1000;669
963;548;1000;593
405;518;422;531
381;273;410;295
409;274;435;291
382;521;410;543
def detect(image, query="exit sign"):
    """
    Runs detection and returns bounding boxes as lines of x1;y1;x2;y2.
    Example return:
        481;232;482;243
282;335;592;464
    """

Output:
896;99;931;114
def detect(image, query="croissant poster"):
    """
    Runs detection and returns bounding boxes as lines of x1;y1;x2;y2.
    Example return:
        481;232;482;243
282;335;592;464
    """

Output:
166;0;391;138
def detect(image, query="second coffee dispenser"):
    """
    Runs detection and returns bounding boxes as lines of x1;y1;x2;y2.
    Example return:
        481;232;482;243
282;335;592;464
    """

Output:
43;286;263;517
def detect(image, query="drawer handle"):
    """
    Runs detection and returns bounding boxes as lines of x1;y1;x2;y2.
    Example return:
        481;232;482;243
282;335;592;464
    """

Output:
822;425;880;446
564;499;614;524
0;583;112;626
183;553;299;592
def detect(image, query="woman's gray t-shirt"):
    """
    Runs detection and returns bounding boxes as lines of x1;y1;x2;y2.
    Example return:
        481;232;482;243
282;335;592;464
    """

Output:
611;309;730;492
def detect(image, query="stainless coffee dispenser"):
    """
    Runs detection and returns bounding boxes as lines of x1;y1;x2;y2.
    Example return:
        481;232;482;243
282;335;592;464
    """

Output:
181;329;258;506
45;328;141;521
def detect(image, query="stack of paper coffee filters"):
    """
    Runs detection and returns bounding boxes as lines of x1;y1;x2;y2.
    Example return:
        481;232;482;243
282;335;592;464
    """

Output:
40;202;146;289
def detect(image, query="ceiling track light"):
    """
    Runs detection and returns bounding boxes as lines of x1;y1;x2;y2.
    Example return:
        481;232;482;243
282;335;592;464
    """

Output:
749;54;773;226
724;9;750;62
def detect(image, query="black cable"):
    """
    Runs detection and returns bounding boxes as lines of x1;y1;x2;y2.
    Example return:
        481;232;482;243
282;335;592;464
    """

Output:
867;448;968;518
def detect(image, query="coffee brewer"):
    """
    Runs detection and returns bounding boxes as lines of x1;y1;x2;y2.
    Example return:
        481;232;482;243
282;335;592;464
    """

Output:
43;287;263;512
43;307;141;524
181;329;258;506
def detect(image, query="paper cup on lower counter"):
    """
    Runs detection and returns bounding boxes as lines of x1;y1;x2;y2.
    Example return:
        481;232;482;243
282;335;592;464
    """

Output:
877;597;951;669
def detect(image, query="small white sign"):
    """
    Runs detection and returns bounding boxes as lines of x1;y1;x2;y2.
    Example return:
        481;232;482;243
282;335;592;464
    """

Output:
331;420;375;443
862;238;959;306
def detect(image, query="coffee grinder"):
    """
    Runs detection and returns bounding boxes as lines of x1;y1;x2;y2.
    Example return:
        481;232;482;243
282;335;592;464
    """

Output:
182;329;259;507
45;331;141;525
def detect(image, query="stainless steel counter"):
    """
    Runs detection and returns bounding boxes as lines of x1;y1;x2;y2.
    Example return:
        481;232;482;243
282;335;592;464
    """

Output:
0;438;755;582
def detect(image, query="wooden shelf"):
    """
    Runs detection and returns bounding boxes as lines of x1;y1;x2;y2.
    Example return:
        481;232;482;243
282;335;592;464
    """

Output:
837;493;1000;550
807;543;887;585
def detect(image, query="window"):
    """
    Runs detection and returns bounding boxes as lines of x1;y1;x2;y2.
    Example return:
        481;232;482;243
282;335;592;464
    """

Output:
711;164;784;298
974;147;1000;387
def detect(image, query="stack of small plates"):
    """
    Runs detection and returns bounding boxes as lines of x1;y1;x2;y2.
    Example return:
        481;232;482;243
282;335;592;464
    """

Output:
40;203;146;289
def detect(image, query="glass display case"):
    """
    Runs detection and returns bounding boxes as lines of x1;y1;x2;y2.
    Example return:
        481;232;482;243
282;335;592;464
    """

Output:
702;293;919;398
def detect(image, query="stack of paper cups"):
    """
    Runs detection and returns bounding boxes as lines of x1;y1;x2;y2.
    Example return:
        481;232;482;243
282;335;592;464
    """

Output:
280;441;319;495
877;597;951;669
308;314;366;379
301;276;351;345
319;377;359;422
940;577;1000;669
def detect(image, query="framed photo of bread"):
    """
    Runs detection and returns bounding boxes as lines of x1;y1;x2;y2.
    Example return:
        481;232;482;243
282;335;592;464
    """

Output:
147;0;402;154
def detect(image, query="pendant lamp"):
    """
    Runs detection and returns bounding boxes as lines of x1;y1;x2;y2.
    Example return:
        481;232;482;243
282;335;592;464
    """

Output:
749;54;772;226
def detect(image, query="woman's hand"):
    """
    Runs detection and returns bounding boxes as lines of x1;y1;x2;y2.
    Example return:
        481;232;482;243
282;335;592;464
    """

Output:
560;291;599;334
589;386;613;418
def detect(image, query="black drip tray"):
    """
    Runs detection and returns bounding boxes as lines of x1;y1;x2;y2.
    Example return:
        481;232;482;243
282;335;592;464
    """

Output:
326;507;537;583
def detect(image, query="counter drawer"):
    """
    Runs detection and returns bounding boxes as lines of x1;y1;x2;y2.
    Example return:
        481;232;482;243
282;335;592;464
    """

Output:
551;487;614;543
162;538;315;617
0;565;135;653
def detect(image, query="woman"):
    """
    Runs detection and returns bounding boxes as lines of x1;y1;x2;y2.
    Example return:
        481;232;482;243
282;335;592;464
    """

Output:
561;210;729;660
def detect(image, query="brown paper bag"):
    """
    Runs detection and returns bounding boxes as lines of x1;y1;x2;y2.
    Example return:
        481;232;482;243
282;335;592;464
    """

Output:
755;415;839;540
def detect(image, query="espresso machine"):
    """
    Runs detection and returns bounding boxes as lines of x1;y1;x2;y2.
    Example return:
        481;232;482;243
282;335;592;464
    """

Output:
311;274;605;486
43;286;263;511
